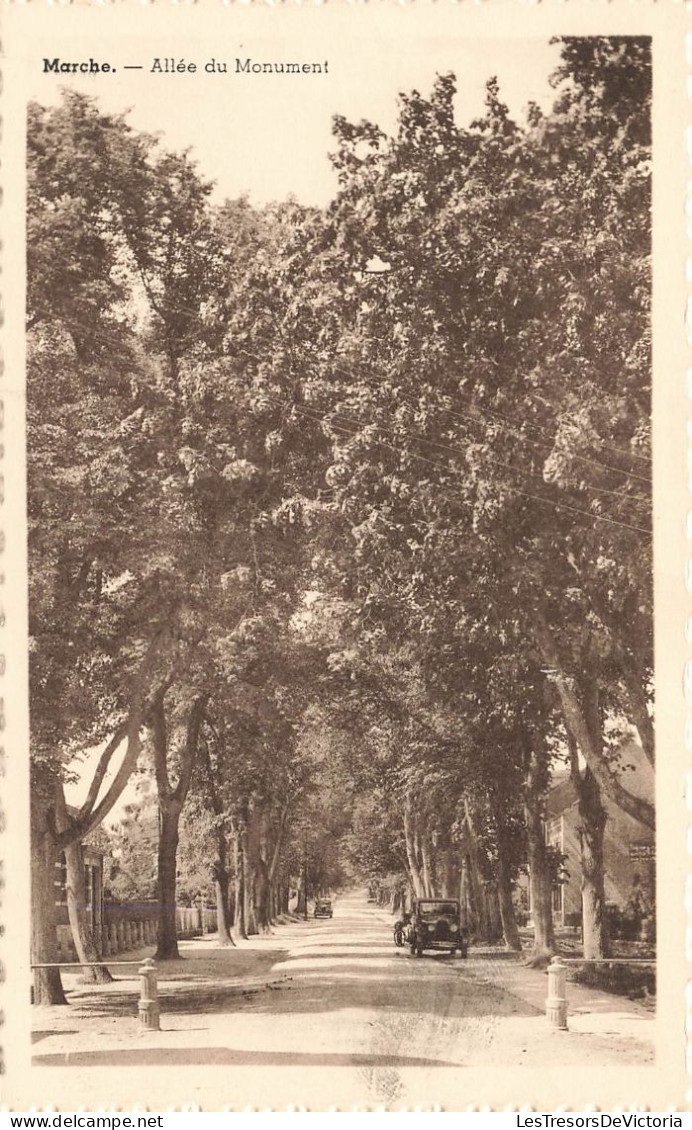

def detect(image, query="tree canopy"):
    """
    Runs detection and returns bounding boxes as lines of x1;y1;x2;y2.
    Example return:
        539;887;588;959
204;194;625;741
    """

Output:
28;37;653;995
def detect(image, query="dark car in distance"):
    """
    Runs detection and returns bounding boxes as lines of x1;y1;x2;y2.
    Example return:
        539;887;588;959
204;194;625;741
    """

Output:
314;898;333;919
409;898;467;958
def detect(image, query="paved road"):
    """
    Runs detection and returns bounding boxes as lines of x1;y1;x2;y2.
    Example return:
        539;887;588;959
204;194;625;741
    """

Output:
27;890;655;1109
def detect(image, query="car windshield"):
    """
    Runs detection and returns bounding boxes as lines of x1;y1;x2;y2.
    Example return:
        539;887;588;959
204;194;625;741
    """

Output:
418;901;458;917
318;901;331;908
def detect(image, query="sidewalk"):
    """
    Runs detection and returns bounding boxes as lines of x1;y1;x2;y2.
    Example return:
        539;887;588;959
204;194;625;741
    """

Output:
458;951;654;1060
26;926;655;1110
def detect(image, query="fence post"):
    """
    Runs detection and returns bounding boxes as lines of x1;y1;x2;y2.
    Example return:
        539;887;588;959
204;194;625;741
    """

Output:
138;958;160;1030
546;956;568;1030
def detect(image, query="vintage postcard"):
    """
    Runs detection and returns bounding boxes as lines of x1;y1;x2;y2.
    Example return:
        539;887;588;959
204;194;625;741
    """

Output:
0;0;688;1112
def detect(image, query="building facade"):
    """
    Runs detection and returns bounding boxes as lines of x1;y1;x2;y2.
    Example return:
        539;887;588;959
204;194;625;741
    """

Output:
526;740;655;931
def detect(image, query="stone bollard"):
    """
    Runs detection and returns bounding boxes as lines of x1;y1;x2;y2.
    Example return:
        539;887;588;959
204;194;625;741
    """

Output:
138;957;160;1031
546;956;568;1030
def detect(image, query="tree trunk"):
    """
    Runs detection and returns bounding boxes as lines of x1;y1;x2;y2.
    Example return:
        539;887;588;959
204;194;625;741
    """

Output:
151;691;207;961
245;878;258;936
440;845;460;900
156;799;182;960
295;871;307;916
64;839;113;983
233;828;248;939
243;818;259;935
198;725;235;945
55;783;113;983
420;829;435;898
463;802;491;940
484;883;504;943
403;797;425;897
31;774;66;1005
255;816;272;932
33;644;160;1004
213;855;235;947
212;827;234;946
263;802;289;927
572;759;609;960
524;747;556;965
526;825;555;963
459;857;472;930
496;852;522;952
533;613;654;829
620;656;655;769
256;867;271;932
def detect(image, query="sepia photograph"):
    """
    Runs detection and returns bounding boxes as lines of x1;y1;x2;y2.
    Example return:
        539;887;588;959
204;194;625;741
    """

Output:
1;1;687;1112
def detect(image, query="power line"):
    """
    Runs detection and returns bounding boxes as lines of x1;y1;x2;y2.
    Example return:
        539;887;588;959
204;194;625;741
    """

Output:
412;383;650;467
264;394;652;538
162;289;651;471
326;363;652;483
313;390;651;506
28;313;652;522
32;299;652;485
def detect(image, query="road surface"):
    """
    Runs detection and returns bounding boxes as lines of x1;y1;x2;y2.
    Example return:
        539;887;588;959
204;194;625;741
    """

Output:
26;891;654;1109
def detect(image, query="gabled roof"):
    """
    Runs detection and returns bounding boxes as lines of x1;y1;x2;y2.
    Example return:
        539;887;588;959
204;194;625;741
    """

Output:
545;738;653;818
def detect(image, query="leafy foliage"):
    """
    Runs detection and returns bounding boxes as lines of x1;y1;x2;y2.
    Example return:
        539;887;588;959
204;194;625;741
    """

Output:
29;38;653;970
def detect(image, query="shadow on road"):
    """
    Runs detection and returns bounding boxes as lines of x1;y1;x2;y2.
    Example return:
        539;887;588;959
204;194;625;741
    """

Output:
32;1030;79;1044
33;1047;462;1069
59;962;540;1023
60;947;291;1020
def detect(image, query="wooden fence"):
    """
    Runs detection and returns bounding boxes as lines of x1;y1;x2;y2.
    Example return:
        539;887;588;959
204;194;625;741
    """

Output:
57;902;218;960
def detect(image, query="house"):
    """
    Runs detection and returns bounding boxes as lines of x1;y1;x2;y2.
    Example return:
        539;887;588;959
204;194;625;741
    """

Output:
54;815;107;958
528;739;655;930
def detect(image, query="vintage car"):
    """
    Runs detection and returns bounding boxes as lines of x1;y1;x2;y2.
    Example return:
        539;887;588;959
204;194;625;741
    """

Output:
409;899;467;957
314;898;333;919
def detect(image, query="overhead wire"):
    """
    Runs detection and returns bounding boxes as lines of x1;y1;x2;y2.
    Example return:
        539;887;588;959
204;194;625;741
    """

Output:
263;393;652;538
40;289;652;480
325;361;652;483
309;383;651;504
29;309;653;535
35;307;652;496
129;283;651;469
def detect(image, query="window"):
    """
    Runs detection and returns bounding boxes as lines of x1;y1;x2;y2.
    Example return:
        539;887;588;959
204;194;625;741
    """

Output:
54;855;67;906
552;882;563;915
84;864;94;909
